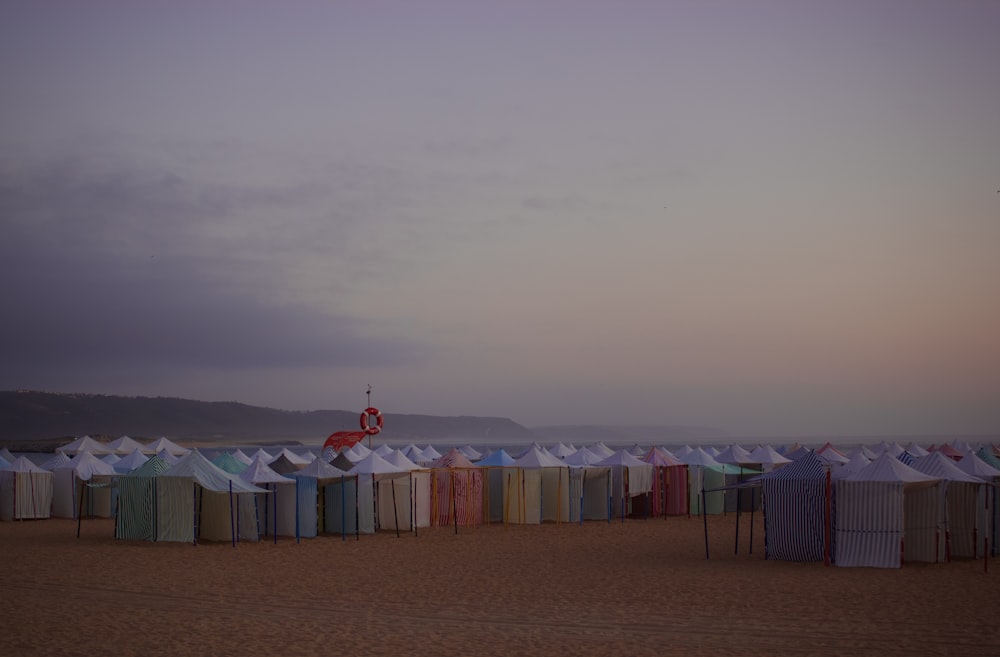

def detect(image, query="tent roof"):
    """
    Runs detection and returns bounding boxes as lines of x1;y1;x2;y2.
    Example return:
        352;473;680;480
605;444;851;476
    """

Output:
748;444;793;466
715;444;754;465
40;452;72;471
121;454;171;478
160;450;268;493
239;457;296;485
144;437;190;456
107;435;148;455
758;450;828;481
458;445;483;460
383;450;423;471
514;446;566;468
57;435;113;455
549;443;577;458
3;455;49;473
431;448;478;468
230;449;253;465
910;452;985;483
212;452;249;474
476;448;517;467
114;448;150;473
642;447;684;467
562;447;607;466
54;451;118;479
596;449;649;468
955;452;1000;479
293;456;352;480
677;447;723;467
843;452;940;486
272;448;311;465
348;451;405;475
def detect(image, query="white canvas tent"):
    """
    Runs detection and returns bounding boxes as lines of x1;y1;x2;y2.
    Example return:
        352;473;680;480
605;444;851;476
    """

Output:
52;452;117;518
834;453;941;568
240;457;298;542
513;446;570;524
143;437;190;457
56;436;113;456
107;435;148;455
0;456;53;520
156;450;268;544
910;452;988;560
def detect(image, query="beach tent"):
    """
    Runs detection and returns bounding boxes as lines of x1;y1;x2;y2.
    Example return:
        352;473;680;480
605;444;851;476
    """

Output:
156;450;268;544
748;445;792;470
678;448;726;515
0;456;53;520
959;451;1000;557
267;454;302;475
905;442;930;458
115;455;171;541
513;446;570;524
597;450;654;520
40;452;72;471
101;453;121;467
430;449;485;527
373;444;395;457
107;435;148;456
291;457;357;539
348;452;408;534
458;445;483;461
640;447;688;517
271;448;311;467
758;451;831;563
240;457;298;541
156;449;180;466
476;449;520;523
113;448;150;474
57;435;113;456
834;453;941;568
910;452;988;559
144;437;190;457
550;443;577;459
52;452;117;518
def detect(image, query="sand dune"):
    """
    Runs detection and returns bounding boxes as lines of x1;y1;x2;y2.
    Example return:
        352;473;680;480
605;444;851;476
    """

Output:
1;515;997;656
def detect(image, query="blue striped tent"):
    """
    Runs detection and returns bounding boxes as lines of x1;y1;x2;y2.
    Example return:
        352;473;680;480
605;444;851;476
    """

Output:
759;451;831;563
115;455;171;541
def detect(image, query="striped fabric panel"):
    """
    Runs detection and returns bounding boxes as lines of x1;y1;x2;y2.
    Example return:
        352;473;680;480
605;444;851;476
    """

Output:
834;481;903;568
115;476;157;540
762;478;827;561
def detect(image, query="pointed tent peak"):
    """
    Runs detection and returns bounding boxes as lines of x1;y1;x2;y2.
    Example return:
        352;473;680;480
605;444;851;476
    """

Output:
514;446;566;468
759;450;829;480
549;443;577;458
5;455;49;473
588;442;615;459
144;437;190;456
114;448;150;473
844;451;940;486
596;449;649;468
628;444;646;457
156;449;180;465
817;442;846;458
956;451;1000;479
249;448;274;463
54;451;118;479
458;445;483;460
935;443;963;459
330;451;356;472
844;444;879;460
431;447;477;469
101;453;122;465
121;453;171;478
348;451;405;475
383;450;423;471
715;444;754;465
642;447;684;467
373;444;395;457
0;447;15;462
904;442;930;457
230;449;253;465
876;441;905;457
293;456;352;480
420;445;443;460
702;445;721;457
816;446;850;465
107;435;148;455
910;451;984;483
212;452;249;474
748;444;792;466
57;435;113;455
239;457;296;485
40;451;72;471
950;438;973;453
677;446;722;467
672;445;694;457
351;442;374;458
783;445;813;461
562;446;607;466
833;451;873;479
272;447;310;465
779;442;802;455
475;448;517;467
401;444;426;462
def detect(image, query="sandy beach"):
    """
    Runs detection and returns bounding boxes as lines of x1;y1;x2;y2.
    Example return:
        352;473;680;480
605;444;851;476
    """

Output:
1;514;997;657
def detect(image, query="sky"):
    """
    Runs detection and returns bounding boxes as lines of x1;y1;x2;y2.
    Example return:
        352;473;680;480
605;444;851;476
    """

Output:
2;1;999;437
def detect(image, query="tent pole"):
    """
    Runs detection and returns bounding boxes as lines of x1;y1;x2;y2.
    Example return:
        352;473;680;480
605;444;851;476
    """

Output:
229;480;236;548
749;486;755;555
273;483;278;545
76;478;84;539
392;477;400;538
824;469;832;566
295;478;300;544
451;471;458;535
702;487;709;559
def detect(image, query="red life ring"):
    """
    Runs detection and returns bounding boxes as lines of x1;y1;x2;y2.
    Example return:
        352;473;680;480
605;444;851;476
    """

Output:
359;407;384;435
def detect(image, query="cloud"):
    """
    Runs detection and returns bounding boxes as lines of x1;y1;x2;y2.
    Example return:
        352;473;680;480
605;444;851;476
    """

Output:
0;154;424;381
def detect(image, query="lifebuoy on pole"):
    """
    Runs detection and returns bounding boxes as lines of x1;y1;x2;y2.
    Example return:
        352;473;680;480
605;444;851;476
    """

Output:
360;406;384;435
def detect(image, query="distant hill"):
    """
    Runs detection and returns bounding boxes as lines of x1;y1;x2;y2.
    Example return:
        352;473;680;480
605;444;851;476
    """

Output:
0;390;537;449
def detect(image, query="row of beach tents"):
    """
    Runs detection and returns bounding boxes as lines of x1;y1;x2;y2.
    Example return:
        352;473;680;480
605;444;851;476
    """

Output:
2;437;998;569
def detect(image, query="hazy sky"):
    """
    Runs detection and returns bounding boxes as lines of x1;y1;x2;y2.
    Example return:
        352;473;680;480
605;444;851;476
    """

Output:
2;1;999;437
